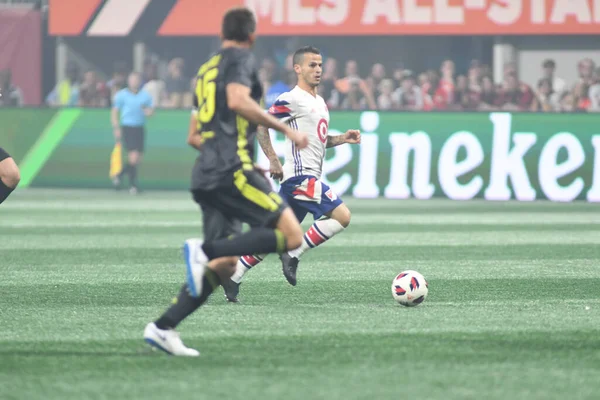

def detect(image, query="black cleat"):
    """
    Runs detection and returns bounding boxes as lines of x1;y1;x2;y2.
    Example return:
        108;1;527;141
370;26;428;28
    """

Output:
280;253;299;286
222;279;240;303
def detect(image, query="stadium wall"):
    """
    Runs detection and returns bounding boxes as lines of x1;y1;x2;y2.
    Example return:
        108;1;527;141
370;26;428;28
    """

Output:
1;109;599;202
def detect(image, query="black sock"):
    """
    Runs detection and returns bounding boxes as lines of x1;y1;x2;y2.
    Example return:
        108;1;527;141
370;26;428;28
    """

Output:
0;179;15;204
128;164;138;187
202;228;286;260
154;269;221;329
118;164;130;179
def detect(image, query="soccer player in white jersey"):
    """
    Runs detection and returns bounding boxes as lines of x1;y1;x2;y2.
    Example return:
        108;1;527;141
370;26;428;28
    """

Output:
222;46;361;302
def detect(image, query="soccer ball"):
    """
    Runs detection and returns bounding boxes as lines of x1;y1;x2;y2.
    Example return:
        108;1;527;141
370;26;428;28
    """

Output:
391;270;428;307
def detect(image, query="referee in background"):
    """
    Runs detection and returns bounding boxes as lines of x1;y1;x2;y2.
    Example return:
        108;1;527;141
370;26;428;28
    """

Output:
111;72;153;195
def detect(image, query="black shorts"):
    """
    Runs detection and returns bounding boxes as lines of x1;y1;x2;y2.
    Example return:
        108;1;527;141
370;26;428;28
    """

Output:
122;126;145;152
192;169;287;241
0;147;11;162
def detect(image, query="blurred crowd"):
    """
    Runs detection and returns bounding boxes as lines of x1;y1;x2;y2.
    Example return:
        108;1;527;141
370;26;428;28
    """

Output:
311;57;600;113
40;58;195;109
1;56;599;113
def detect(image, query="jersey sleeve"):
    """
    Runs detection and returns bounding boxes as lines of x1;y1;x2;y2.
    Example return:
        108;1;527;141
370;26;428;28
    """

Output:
224;52;254;88
267;92;296;124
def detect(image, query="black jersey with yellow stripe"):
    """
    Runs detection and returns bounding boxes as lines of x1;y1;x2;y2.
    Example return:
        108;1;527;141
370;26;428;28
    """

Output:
191;47;263;190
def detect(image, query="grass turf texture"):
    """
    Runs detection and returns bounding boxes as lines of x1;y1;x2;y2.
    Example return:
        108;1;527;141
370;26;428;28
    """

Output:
1;189;599;400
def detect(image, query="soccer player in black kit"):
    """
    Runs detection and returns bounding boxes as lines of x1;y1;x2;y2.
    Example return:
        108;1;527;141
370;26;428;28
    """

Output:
144;7;309;356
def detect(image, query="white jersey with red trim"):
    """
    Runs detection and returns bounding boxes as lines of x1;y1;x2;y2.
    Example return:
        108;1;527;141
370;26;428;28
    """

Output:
268;86;330;182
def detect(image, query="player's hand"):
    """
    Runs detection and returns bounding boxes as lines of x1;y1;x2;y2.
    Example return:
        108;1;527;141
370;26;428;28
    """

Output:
344;129;361;144
269;158;284;181
287;129;309;149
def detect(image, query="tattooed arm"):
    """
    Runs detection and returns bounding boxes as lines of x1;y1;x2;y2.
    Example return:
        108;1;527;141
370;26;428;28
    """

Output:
326;129;361;148
326;135;347;148
257;126;284;180
257;126;277;160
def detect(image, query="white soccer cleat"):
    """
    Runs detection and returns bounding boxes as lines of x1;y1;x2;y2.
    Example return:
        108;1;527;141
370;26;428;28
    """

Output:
183;238;208;298
143;322;200;357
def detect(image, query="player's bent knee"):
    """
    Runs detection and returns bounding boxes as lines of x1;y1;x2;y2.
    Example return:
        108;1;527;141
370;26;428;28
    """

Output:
0;159;20;188
331;205;351;228
5;170;20;189
338;208;351;228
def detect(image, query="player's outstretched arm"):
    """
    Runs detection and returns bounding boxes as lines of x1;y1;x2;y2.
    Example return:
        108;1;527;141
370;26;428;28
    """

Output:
326;129;361;148
226;83;308;149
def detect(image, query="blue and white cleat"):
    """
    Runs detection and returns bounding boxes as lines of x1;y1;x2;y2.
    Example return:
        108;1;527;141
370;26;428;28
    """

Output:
183;238;208;298
143;322;200;356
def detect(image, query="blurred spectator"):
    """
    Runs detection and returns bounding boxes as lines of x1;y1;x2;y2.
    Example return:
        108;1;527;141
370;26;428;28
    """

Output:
436;60;455;109
496;72;534;111
468;66;481;93
79;70;108;107
107;61;129;105
341;78;367;110
164;58;189;108
575;58;595;88
394;72;423;111
560;92;576;112
335;60;376;109
573;81;591;112
542;59;567;96
530;78;560;112
46;62;80;107
417;73;428;88
453;75;471;110
265;69;291;108
319;57;340;109
477;75;497;111
376;79;397;110
498;62;534;109
367;63;386;99
260;58;277;95
392;63;406;88
420;69;440;111
0;69;24;107
503;62;518;80
588;67;600;112
142;62;166;108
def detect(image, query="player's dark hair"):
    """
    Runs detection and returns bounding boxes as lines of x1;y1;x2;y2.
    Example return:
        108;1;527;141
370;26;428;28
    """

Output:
292;46;321;66
221;7;256;42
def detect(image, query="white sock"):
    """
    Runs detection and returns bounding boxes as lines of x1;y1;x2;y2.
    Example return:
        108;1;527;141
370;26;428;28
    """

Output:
288;218;345;258
231;254;265;283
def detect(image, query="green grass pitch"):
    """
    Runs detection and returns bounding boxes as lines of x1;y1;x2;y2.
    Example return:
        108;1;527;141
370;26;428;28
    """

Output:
1;189;599;399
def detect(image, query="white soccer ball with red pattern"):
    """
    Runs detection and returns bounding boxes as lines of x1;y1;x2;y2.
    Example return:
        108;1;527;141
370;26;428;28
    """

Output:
391;270;428;307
